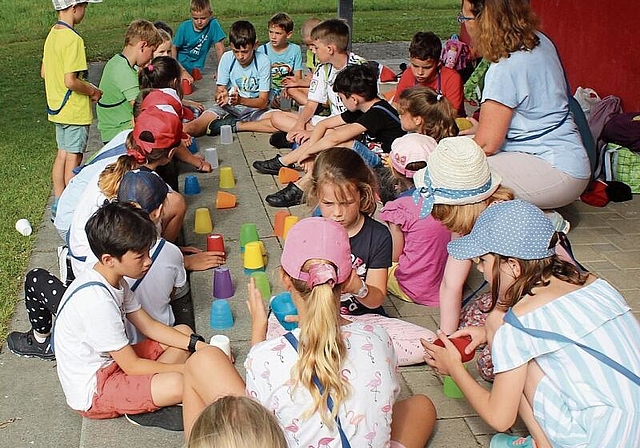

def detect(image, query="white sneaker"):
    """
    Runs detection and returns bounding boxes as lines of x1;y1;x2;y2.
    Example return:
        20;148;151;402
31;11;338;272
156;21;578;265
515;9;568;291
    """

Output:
57;246;74;286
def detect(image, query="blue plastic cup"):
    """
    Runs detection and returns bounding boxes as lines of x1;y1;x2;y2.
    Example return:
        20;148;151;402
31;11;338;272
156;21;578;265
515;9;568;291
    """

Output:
188;138;198;154
270;292;298;331
210;299;234;330
184;175;201;195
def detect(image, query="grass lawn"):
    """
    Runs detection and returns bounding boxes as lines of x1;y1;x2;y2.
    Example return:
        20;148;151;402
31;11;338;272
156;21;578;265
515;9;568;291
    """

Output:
0;0;459;341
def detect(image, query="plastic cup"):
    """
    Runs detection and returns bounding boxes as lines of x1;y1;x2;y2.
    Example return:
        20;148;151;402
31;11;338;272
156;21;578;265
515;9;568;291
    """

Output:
194;207;213;234
443;375;465;399
251;271;271;300
210;299;234;329
204;147;219;168
216;191;236;209
243;241;265;272
209;334;231;358
282;215;299;240
220;125;233;144
278;167;300;184
213;266;234;299
207;233;225;254
192;68;202;81
273;211;290;237
257;240;266;256
187;138;198;154
15;218;32;237
184;175;201;195
239;223;259;251
434;336;474;363
219;166;235;189
181;78;193;95
270;292;298;331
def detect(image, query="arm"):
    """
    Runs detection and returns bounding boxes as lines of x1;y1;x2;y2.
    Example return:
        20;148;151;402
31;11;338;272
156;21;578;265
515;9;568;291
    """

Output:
237;90;269;110
473;100;513;155
64;72;101;102
173;141;212;172
286;99;318;137
215;85;229;106
343;267;388;309
439;256;473;334
246;278;268;346
214;41;225;62
387;222;404;263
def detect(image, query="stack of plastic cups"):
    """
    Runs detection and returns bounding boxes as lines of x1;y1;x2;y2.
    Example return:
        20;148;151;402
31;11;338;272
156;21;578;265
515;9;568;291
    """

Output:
181;79;193;95
220;125;233;144
243;241;265;275
239;223;259;252
184;175;201;195
282;215;299;240
213;266;234;299
251;271;271;299
187;138;198;154
194;208;213;234
192;68;202;81
219;166;235;189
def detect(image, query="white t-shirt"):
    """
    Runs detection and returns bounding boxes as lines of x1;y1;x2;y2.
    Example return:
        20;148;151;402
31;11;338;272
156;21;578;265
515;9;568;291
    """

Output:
307;53;365;116
245;322;399;448
54;269;141;411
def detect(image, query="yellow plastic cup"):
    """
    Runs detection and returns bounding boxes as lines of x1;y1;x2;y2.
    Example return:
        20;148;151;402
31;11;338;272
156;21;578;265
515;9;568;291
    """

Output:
282;215;299;240
194;207;213;234
243;241;265;270
219;166;236;189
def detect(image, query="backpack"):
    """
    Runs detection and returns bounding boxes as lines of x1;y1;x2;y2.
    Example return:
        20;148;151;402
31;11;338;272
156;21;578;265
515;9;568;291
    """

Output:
440;36;471;71
600;112;640;153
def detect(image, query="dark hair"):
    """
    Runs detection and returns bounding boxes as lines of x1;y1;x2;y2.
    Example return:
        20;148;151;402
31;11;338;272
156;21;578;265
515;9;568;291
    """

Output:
139;56;181;91
86;202;157;260
268;12;294;33
409;31;442;61
310;19;350;52
153;21;174;37
333;63;378;101
229;20;257;48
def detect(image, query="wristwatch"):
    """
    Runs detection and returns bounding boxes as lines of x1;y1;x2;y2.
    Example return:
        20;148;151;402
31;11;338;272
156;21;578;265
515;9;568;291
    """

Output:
355;278;369;299
188;333;205;353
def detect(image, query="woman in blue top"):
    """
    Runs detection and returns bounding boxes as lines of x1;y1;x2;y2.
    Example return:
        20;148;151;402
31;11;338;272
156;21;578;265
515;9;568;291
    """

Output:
461;0;590;210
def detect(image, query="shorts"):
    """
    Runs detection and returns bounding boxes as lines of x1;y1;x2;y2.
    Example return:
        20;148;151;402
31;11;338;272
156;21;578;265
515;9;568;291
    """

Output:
387;263;414;303
352;140;383;168
55;123;90;154
79;339;164;419
205;104;270;122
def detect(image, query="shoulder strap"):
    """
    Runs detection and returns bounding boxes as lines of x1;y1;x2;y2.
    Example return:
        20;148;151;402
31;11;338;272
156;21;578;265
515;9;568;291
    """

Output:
371;103;401;124
47;88;72;115
503;309;640;385
262;43;268;55
130;238;166;292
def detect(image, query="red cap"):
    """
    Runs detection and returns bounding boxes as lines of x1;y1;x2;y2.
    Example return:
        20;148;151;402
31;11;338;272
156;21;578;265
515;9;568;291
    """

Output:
140;88;184;119
131;106;187;159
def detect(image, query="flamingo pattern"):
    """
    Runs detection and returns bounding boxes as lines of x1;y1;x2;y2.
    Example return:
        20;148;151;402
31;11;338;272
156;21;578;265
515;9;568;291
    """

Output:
308;437;334;448
285;418;300;444
366;371;382;402
271;339;287;363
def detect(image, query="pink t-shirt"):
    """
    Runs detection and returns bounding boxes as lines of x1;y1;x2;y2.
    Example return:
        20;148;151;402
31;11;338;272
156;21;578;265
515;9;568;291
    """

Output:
380;195;451;306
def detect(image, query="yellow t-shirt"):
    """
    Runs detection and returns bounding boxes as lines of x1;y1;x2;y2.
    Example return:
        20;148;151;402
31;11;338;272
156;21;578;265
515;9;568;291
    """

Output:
42;27;92;125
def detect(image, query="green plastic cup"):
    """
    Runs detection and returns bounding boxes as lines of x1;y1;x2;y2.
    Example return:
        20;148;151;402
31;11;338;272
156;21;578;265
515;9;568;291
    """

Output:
443;375;464;399
251;271;271;299
239;223;259;252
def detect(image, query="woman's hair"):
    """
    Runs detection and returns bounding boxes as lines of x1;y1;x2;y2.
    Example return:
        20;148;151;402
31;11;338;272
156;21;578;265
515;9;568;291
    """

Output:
467;0;540;62
397;87;458;141
138;56;181;91
431;186;515;234
284;259;349;427
307;147;378;215
187;396;288;448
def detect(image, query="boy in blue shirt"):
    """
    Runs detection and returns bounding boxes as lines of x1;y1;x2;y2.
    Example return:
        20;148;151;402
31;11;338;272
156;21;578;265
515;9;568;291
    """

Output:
172;0;226;75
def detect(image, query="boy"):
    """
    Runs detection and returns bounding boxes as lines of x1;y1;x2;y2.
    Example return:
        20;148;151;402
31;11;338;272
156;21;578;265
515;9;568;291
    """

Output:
96;20;162;143
281;17;321;106
255;64;405;207
172;0;226;75
394;31;464;115
43;0;103;219
256;12;303;106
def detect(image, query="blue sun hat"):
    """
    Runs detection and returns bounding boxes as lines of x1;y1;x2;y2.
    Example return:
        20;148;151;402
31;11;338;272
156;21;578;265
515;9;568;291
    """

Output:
447;199;556;260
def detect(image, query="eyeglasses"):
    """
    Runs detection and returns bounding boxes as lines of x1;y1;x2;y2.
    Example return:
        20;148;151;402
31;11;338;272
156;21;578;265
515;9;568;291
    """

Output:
457;12;475;24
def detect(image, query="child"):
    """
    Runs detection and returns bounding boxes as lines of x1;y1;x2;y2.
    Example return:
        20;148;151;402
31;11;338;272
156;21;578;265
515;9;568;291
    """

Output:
182;217;436;447
379;134;451;306
396;86;459;140
424;199;640;448
256;12;303;106
187;396;288;448
154;28;173;58
394;31;464;115
281;17;322;106
97;19;162;143
308;148;393;316
154;22;193;84
43;0;103;219
173;0;226;75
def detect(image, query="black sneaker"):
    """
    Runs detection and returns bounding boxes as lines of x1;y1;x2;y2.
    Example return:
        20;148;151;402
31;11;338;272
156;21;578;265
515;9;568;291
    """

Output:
7;330;55;360
206;115;237;136
265;182;304;207
252;156;291;175
125;405;184;431
269;131;295;149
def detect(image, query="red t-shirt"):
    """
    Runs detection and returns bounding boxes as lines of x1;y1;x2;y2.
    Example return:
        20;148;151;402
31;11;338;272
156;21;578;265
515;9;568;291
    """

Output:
396;66;464;115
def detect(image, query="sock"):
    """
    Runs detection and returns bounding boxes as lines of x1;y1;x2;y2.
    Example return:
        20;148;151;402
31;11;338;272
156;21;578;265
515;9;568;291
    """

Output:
33;331;49;344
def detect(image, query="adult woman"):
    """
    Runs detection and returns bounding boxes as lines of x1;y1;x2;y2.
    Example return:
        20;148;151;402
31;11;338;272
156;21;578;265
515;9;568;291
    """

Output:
462;0;590;209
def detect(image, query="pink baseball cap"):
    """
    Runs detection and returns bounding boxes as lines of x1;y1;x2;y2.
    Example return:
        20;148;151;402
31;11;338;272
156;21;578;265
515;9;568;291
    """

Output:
281;217;352;285
132;106;187;156
389;133;437;177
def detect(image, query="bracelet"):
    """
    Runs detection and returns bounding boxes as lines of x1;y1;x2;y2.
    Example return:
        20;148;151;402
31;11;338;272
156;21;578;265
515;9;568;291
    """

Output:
355;278;369;299
188;333;205;353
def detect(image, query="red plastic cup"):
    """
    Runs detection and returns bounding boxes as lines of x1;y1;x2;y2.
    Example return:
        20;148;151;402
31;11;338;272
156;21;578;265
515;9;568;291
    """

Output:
192;68;202;81
434;336;474;363
207;233;225;254
273;211;290;237
181;78;193;95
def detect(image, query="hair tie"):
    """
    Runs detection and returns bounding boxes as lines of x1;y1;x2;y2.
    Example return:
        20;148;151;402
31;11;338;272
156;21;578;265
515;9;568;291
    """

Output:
126;147;148;164
436;93;443;101
306;263;337;289
147;64;154;72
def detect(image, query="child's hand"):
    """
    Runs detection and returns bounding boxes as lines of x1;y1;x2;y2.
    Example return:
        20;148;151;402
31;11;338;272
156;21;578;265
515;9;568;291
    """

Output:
228;87;239;106
183;251;226;271
184;99;205;112
215;89;228;107
282;76;298;88
450;326;487;353
421;330;462;375
181;71;194;84
89;85;102;103
246;278;268;342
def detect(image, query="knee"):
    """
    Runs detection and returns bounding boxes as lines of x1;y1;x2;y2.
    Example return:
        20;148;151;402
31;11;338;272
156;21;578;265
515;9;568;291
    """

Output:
185;346;226;377
412;394;437;420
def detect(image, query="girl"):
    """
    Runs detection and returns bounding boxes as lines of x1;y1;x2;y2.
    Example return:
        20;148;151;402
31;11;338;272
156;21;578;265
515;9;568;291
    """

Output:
424;199;640;448
307;147;392;316
378;133;451;306
182;217;436;447
396;86;459;139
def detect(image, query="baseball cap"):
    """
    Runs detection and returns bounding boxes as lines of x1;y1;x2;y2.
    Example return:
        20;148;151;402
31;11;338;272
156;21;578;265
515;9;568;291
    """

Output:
447;199;556;261
117;170;169;214
281;217;352;286
52;0;101;11
132;106;188;155
389;133;437;177
140;88;184;119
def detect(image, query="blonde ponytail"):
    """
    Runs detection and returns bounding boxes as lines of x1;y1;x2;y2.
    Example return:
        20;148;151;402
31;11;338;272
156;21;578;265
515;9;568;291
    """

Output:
98;154;137;199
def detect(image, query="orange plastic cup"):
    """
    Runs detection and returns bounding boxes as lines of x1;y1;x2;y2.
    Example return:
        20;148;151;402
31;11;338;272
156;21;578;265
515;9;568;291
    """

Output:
192;68;202;81
216;191;237;209
181;79;193;95
278;167;300;184
273;211;290;237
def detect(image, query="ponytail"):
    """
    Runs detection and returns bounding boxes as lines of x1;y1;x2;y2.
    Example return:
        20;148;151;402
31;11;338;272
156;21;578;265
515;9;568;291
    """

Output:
138;56;181;91
98;154;137;199
398;86;459;141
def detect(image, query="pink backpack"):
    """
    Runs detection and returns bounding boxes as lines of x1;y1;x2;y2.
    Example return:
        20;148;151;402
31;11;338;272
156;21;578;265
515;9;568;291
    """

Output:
440;37;471;71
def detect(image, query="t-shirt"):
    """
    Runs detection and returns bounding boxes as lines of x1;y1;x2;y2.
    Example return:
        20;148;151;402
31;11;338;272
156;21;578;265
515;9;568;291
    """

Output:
305;48;318;73
96;54;138;142
42;27;92;125
216;50;271;99
379;193;451;306
308;52;365;116
257;42;303;98
396;66;464;115
245;322;399;448
341;100;405;153
55;269;141;411
173;18;226;73
341;215;392;316
481;32;590;179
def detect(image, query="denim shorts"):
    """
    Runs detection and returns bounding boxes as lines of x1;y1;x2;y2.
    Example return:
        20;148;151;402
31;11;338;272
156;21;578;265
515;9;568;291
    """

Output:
352;140;383;168
55;124;89;154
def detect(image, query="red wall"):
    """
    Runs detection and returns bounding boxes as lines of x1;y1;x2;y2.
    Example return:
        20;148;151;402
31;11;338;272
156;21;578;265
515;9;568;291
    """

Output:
531;0;639;111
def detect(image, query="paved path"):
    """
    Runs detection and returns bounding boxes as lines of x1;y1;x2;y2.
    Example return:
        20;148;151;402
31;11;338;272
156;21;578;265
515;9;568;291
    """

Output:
1;43;638;447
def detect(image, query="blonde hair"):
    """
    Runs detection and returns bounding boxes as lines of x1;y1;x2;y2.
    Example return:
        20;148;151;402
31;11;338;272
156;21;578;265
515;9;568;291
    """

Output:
397;87;459;141
187;396;287;448
307;147;378;216
98;155;137;199
431;186;515;235
124;19;163;48
190;0;212;13
301;18;321;40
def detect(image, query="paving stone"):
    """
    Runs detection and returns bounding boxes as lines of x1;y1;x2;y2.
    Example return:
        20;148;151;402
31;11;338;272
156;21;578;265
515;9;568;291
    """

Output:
603;251;640;269
428;417;484;448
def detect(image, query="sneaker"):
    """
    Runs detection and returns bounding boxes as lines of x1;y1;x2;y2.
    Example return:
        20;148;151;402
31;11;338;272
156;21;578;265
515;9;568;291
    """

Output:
7;330;55;360
265;182;304;207
490;434;534;448
547;210;571;234
125;405;184;431
253;156;291;175
269;131;295;149
57;246;75;286
206;115;237;136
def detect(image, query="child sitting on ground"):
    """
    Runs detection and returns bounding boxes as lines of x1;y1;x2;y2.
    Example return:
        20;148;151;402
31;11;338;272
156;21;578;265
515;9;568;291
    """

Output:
281;17;322;106
396;86;459;140
97;19;162;143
